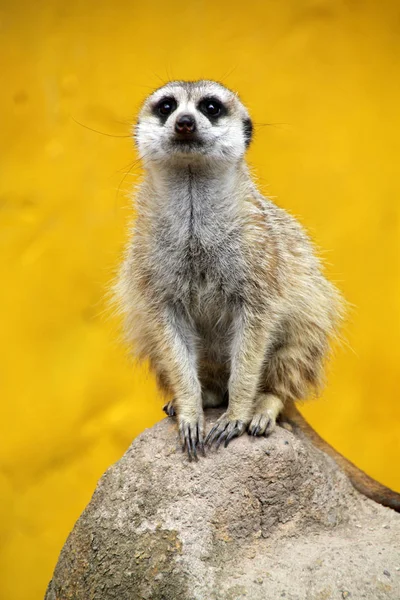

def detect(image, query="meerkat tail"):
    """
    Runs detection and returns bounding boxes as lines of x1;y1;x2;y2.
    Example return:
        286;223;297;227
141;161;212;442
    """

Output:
282;401;400;513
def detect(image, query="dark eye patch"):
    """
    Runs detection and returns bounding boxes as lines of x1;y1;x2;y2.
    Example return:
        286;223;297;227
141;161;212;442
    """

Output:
198;97;227;121
153;96;177;123
243;117;253;147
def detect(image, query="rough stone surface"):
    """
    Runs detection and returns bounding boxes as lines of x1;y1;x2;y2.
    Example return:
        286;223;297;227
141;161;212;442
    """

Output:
45;411;400;600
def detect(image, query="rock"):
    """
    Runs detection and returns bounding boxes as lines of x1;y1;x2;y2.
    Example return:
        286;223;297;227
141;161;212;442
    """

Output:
45;410;400;600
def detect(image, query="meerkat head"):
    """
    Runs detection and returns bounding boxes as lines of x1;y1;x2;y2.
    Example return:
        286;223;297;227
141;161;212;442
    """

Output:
135;80;253;166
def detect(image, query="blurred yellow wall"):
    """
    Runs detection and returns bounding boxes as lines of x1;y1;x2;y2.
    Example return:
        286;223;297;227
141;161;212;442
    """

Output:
1;0;400;598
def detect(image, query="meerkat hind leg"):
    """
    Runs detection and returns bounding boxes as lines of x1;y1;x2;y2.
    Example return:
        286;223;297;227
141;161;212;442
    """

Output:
248;393;284;436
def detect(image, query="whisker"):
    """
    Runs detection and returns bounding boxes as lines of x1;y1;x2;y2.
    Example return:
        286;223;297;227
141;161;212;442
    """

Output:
70;115;132;138
113;150;155;213
115;158;142;201
253;122;287;128
151;71;168;86
218;65;239;84
165;64;174;83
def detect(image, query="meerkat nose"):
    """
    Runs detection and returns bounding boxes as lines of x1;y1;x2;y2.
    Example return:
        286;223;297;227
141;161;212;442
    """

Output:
175;114;196;134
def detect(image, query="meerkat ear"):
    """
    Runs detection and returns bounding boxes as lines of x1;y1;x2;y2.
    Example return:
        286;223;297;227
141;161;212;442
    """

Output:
243;117;253;147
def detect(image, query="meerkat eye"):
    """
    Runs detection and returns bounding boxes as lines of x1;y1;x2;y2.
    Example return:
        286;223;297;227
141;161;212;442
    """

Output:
199;98;225;119
156;97;177;117
204;100;221;116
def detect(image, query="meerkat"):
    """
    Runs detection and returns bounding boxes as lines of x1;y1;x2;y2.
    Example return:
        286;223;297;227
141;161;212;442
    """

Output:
116;80;400;512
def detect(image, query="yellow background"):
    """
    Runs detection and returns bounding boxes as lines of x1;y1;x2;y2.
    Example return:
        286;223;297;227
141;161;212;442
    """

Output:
1;1;400;598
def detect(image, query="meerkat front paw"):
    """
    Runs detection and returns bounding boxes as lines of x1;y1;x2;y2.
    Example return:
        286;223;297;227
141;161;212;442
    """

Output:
205;412;249;449
178;414;205;461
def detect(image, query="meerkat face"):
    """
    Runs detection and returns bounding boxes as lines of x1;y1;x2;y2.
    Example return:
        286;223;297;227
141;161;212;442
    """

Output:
135;80;253;165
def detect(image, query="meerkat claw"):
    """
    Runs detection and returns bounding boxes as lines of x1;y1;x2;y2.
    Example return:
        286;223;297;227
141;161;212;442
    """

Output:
215;427;229;449
219;421;245;448
206;415;246;448
179;420;204;461
248;412;276;437
224;426;242;447
197;424;206;457
251;424;261;436
204;423;220;446
162;401;176;417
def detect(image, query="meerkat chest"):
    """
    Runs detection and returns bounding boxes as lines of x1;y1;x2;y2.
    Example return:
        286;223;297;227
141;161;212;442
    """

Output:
150;192;246;310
